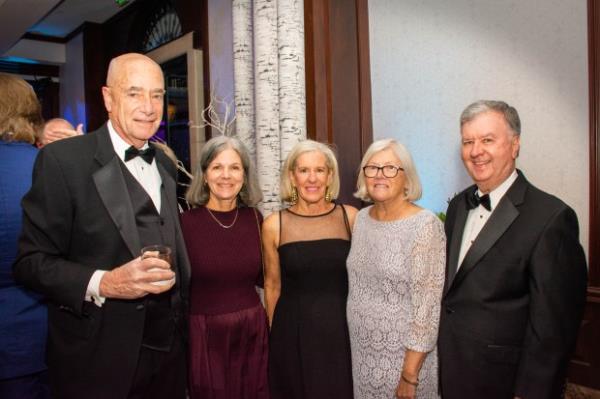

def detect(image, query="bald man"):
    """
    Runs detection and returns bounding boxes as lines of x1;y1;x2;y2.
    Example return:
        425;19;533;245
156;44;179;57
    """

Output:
36;118;84;148
14;53;190;399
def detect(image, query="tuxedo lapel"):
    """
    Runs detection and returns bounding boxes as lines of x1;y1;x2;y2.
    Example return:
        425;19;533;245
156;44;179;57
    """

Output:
92;127;141;258
153;147;191;289
446;193;469;291
153;147;178;218
446;172;528;294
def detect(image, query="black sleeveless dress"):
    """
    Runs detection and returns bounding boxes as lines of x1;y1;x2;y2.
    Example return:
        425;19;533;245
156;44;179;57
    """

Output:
268;204;354;399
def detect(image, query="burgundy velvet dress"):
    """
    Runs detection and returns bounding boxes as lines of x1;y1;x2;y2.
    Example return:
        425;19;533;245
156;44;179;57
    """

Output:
180;206;269;399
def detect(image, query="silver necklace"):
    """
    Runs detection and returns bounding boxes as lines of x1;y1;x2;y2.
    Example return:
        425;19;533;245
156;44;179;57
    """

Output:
206;206;239;229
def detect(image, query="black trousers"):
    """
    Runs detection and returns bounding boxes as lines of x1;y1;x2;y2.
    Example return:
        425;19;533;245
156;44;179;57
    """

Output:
128;333;187;399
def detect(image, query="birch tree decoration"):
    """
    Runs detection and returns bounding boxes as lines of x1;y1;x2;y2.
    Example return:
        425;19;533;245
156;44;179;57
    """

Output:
232;0;307;215
253;0;281;213
278;0;306;157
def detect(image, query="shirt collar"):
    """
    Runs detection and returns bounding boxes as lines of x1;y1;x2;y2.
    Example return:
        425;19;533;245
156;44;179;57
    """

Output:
107;120;149;163
477;169;518;211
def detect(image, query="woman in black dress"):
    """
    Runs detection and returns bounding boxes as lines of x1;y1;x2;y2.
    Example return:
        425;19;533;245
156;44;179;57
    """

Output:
263;140;357;399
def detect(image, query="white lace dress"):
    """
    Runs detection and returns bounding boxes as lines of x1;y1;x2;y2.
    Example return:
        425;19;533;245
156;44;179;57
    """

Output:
347;207;445;398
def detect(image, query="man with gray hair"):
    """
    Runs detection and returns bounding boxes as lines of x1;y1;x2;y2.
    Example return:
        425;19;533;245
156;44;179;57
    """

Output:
14;53;189;399
438;100;587;398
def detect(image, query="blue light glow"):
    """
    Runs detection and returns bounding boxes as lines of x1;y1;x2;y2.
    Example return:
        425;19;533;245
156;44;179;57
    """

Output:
0;56;40;64
63;102;87;133
27;25;69;38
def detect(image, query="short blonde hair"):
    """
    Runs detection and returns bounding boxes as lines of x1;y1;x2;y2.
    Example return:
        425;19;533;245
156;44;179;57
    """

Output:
0;73;43;144
354;138;422;202
280;140;341;203
186;136;262;207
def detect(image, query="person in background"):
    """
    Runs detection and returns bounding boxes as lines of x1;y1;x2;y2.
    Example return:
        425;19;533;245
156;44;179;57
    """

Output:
13;53;190;399
264;140;358;399
0;73;49;399
36;117;83;148
346;138;445;399
438;100;587;399
180;135;268;399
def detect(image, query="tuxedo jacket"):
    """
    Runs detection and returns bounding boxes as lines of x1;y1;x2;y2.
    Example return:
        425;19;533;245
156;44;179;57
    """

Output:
438;171;587;399
13;125;191;399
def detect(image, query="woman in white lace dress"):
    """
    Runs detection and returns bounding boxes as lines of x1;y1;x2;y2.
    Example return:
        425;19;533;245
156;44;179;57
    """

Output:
347;139;445;399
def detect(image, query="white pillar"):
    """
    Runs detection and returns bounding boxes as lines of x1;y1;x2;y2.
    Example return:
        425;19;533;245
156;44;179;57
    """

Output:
278;0;306;159
232;0;306;214
254;0;281;213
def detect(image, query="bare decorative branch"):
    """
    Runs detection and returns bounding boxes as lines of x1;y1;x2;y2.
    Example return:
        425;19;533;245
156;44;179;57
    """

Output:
151;139;193;181
190;90;237;137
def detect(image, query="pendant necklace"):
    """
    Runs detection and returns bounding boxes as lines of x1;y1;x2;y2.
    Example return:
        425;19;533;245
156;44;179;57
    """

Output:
206;206;239;229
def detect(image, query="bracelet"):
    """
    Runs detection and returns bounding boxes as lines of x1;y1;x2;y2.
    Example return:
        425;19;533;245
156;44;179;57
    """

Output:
401;374;419;387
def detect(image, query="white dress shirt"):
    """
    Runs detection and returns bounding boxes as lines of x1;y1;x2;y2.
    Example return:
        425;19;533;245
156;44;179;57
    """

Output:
457;170;518;269
86;121;163;305
107;121;162;212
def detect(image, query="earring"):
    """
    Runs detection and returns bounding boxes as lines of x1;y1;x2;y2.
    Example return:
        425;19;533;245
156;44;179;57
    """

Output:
290;186;298;204
325;187;332;202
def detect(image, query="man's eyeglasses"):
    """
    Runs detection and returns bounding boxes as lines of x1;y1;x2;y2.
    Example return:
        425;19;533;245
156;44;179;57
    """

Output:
362;165;404;178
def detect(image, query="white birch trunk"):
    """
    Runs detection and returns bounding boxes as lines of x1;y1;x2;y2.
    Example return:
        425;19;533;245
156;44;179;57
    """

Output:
231;0;306;215
232;0;257;162
254;0;281;214
278;0;306;159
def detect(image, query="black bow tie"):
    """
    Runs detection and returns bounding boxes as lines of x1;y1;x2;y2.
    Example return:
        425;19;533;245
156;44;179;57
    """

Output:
466;190;491;211
124;146;155;164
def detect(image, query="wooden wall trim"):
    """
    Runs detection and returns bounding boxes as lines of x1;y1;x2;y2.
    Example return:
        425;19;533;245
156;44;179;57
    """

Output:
588;286;600;302
304;0;373;206
356;0;373;156
305;0;332;143
568;0;600;389
569;286;600;389
590;0;600;287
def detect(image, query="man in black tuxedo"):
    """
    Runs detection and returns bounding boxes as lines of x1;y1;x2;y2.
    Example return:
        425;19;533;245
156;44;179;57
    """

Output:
13;53;190;399
438;100;587;399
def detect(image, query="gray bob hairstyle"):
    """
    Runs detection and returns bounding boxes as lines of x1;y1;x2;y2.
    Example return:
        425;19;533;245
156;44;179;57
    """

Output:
186;136;262;207
354;138;422;202
460;100;521;136
280;140;341;203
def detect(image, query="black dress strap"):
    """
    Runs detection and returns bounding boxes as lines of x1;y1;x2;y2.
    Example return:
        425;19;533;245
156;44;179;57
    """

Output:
339;204;352;240
278;210;283;248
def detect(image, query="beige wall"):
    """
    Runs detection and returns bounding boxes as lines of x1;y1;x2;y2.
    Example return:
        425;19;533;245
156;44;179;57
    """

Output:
369;0;590;255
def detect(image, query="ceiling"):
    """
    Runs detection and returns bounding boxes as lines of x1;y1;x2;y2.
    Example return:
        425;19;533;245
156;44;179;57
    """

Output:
0;0;135;59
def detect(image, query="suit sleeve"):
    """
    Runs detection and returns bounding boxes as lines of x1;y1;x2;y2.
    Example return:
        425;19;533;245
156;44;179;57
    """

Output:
514;206;587;398
444;198;457;238
443;197;459;292
12;148;95;314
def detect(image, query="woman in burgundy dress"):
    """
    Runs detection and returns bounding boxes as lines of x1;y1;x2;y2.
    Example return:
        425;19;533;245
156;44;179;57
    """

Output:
180;136;268;399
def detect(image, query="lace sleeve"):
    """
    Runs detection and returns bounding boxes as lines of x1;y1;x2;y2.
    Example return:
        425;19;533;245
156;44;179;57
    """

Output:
404;214;446;352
